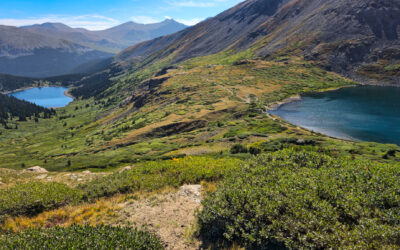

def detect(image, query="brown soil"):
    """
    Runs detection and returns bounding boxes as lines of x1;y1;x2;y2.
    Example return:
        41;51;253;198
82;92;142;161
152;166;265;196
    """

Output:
118;185;203;250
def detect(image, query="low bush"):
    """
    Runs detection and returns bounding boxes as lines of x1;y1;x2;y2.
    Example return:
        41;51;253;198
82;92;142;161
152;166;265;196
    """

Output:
79;156;242;200
249;146;261;155
0;182;82;220
0;157;242;222
0;225;163;249
197;150;400;249
230;144;248;154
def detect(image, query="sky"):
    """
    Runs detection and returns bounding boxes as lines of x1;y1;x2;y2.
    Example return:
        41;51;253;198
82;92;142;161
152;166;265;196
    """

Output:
0;0;244;30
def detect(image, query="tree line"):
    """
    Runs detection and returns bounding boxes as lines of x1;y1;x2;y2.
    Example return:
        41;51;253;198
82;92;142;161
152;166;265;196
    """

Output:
0;93;55;127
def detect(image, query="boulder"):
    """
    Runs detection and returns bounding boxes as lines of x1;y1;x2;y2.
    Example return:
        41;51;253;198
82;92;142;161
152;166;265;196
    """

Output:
35;174;48;180
26;166;48;173
120;166;132;172
178;185;203;203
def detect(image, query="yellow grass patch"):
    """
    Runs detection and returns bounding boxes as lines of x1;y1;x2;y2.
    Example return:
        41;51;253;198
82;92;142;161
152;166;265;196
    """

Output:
2;197;123;232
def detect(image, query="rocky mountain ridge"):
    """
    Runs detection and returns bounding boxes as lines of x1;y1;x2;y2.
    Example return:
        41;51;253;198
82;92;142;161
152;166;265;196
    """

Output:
117;0;400;83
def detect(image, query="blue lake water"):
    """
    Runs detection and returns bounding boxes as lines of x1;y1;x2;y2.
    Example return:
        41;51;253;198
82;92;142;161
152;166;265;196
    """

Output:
269;86;400;145
9;87;73;108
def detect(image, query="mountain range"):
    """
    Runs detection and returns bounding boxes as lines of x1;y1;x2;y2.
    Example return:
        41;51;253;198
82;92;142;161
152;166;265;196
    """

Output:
22;19;188;53
0;19;187;77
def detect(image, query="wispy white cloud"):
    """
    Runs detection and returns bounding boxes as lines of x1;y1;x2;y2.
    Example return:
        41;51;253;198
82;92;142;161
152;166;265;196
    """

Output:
0;15;120;30
130;16;160;24
175;18;204;26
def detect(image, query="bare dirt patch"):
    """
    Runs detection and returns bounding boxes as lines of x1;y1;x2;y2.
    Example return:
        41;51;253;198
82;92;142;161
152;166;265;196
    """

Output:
118;185;203;250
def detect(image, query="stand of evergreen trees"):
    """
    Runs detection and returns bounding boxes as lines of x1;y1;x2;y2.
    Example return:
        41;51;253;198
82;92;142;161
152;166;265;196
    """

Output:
0;74;37;92
70;66;121;99
0;93;55;127
0;73;86;92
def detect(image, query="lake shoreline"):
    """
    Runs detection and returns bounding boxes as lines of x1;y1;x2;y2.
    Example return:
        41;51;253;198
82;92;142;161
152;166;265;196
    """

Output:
7;86;74;109
2;85;74;96
63;89;75;99
265;82;400;111
266;85;359;111
269;84;400;146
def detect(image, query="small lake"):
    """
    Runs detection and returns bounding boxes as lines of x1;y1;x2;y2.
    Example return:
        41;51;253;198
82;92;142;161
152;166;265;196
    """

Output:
269;86;400;145
9;87;73;108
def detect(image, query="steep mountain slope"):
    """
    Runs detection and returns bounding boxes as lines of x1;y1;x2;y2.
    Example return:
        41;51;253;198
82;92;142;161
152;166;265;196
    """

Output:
117;0;400;83
0;25;112;77
248;0;400;83
23;20;188;53
116;0;291;62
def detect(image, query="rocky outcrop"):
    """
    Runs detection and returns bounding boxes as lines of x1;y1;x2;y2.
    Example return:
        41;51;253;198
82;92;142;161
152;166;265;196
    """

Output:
177;185;203;203
25;166;48;173
130;76;171;109
121;166;132;172
147;120;208;138
154;66;180;77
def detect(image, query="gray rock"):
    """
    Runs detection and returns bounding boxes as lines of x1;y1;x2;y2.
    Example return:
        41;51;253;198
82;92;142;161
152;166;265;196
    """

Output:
120;166;133;172
26;166;48;173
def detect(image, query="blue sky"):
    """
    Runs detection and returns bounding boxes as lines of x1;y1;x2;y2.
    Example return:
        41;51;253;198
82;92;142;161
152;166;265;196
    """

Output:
0;0;243;30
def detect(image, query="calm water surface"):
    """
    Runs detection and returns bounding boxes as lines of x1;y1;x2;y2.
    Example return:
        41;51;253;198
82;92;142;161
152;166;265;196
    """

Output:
269;86;400;145
9;87;73;108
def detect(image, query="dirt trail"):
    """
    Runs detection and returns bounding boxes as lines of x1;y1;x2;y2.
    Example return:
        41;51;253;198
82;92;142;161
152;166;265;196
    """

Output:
118;185;203;250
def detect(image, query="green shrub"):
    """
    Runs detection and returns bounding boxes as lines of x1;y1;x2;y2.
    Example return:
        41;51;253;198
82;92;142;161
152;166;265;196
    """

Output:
197;150;400;249
0;225;163;249
384;64;400;72
237;133;249;139
0;182;82;219
230;144;248;154
223;127;242;138
79;156;242;200
249;147;261;155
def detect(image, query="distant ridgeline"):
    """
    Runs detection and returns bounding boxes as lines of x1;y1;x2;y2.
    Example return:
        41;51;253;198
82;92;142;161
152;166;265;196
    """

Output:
0;93;55;127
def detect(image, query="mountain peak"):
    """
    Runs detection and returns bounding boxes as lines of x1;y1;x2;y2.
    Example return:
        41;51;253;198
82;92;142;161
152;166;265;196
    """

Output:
122;21;139;25
162;18;175;22
40;22;67;27
22;22;73;32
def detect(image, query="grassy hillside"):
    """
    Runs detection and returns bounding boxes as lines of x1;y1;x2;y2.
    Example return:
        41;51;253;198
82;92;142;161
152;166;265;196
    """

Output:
1;46;400;170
